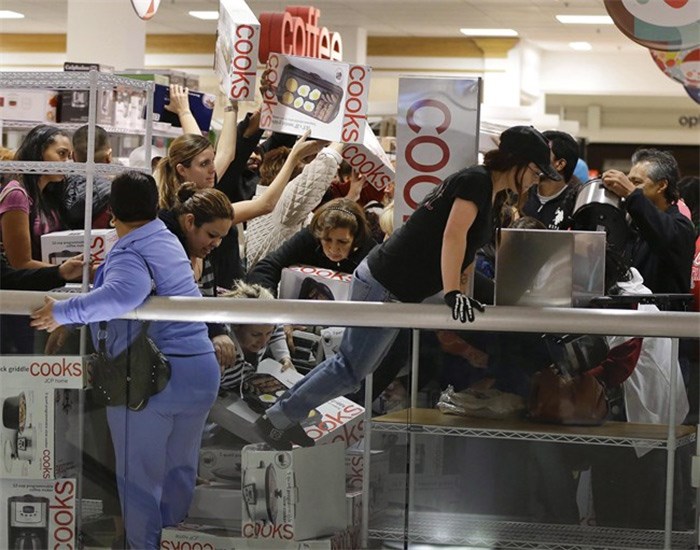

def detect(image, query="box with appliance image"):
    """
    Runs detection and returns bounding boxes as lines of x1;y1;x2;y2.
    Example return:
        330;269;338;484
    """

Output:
209;359;364;449
241;441;346;541
0;478;77;550
161;523;353;549
256;359;364;448
0;89;58;123
278;265;352;302
0;356;84;479
341;126;396;192
41;228;118;266
150;83;216;133
215;0;260;101
59;62;116;125
260;53;370;143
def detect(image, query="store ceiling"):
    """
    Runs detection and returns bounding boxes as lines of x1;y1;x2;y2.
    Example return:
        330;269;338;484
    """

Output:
0;0;645;54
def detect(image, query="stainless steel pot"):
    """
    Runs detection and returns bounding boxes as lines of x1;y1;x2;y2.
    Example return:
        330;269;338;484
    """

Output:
573;178;620;214
15;426;35;462
242;462;280;524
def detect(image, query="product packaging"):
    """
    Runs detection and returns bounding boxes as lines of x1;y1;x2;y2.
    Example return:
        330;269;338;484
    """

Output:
260;53;370;143
198;445;243;483
241;442;346;541
119;69;186;86
257;360;364;448
151;83;216;132
113;85;147;129
0;478;78;550
161;523;351;549
0;89;58;122
0;356;84;479
278;265;352;301
209;359;364;449
41;229;117;266
215;0;260;101
320;326;345;360
341;126;395;192
59;62;116;125
188;484;242;529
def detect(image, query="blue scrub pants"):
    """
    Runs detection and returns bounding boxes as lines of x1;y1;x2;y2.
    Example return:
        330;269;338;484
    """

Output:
267;259;401;429
106;351;220;549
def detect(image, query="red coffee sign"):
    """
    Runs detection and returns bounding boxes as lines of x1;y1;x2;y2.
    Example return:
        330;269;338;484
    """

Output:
395;77;481;224
258;6;343;63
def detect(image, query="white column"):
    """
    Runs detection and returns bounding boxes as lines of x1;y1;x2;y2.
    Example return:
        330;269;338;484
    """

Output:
66;0;146;70
334;26;368;65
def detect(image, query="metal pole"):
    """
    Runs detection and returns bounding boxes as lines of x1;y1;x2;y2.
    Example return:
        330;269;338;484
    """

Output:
663;337;680;549
361;370;373;549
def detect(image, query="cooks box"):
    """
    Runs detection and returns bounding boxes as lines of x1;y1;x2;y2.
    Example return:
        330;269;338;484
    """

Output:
241;441;346;541
260;53;370;143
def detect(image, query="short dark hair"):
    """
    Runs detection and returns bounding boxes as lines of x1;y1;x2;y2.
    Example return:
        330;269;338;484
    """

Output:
542;130;579;183
72;124;111;163
631;148;680;203
110;170;159;222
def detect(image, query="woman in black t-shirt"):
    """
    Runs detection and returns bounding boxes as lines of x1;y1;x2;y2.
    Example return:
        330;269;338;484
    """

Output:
255;126;562;449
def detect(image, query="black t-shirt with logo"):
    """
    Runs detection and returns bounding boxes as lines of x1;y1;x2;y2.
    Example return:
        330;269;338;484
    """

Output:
367;165;493;303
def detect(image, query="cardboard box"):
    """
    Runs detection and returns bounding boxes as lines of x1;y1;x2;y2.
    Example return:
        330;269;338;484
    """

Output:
188;484;242;528
58;88;115;125
198;446;243;483
41;229;117;266
278;265;352;301
59;62;116;125
161;523;347;549
0;89;58;122
345;447;389;492
114;85;147;129
152;83;216;132
118;69;185;86
342;126;395;192
0;356;84;479
1;478;77;550
215;0;260;101
260;53;370;143
241;442;346;541
185;73;201;90
257;360;364;448
290;330;324;369
320;327;344;360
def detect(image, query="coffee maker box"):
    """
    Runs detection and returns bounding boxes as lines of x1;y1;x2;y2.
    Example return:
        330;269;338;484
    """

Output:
59;62;116;125
342;126;395;192
41;229;118;266
152;83;216;132
278;265;352;301
241;442;346;541
260;53;370;143
0;89;58;122
1;478;77;550
215;0;260;101
0;356;84;479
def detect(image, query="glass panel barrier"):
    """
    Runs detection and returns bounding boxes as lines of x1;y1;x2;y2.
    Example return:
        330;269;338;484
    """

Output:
1;291;697;549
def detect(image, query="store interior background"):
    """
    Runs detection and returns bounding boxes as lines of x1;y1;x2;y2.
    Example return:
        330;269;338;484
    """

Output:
1;0;698;175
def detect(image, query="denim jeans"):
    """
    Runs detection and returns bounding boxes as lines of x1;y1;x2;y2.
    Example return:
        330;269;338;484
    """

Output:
267;259;401;429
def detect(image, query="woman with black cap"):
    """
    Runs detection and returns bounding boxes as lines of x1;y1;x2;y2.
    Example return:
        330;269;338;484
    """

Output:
30;170;220;549
254;125;562;449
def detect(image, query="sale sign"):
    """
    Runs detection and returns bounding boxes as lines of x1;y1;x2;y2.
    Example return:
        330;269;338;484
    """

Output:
215;0;260;101
394;77;481;225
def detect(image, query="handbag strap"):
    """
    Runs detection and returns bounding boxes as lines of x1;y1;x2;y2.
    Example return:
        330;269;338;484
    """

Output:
97;249;157;354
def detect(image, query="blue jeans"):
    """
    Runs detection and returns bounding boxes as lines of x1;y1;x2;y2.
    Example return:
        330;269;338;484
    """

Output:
267;259;400;429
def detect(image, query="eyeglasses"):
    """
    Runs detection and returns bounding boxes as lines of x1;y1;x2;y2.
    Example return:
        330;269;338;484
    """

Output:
527;165;546;182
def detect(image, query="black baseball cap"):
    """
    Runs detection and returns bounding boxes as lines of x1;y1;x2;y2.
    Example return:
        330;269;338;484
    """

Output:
499;125;562;181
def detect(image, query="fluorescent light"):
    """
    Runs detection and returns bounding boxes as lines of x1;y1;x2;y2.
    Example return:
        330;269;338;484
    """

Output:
0;10;25;19
189;10;219;20
569;41;593;51
556;15;613;25
460;28;518;37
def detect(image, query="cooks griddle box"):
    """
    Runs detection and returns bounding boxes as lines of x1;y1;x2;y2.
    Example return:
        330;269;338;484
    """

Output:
276;64;343;123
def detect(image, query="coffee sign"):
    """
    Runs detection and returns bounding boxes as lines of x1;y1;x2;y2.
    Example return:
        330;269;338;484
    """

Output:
258;6;343;63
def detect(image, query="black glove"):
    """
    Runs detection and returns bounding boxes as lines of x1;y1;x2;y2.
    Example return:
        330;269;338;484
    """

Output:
444;290;485;323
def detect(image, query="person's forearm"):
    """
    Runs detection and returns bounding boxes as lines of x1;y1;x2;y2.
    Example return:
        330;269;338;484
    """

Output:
215;104;239;178
441;233;467;294
178;110;202;136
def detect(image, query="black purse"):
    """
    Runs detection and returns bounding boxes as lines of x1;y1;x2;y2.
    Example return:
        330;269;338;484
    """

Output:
88;255;171;411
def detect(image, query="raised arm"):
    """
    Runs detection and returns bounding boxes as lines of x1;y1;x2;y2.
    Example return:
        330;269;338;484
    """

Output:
165;84;202;136
214;100;239;179
231;130;324;224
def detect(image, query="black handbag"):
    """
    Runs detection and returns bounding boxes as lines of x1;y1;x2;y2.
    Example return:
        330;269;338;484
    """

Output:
88;254;171;411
